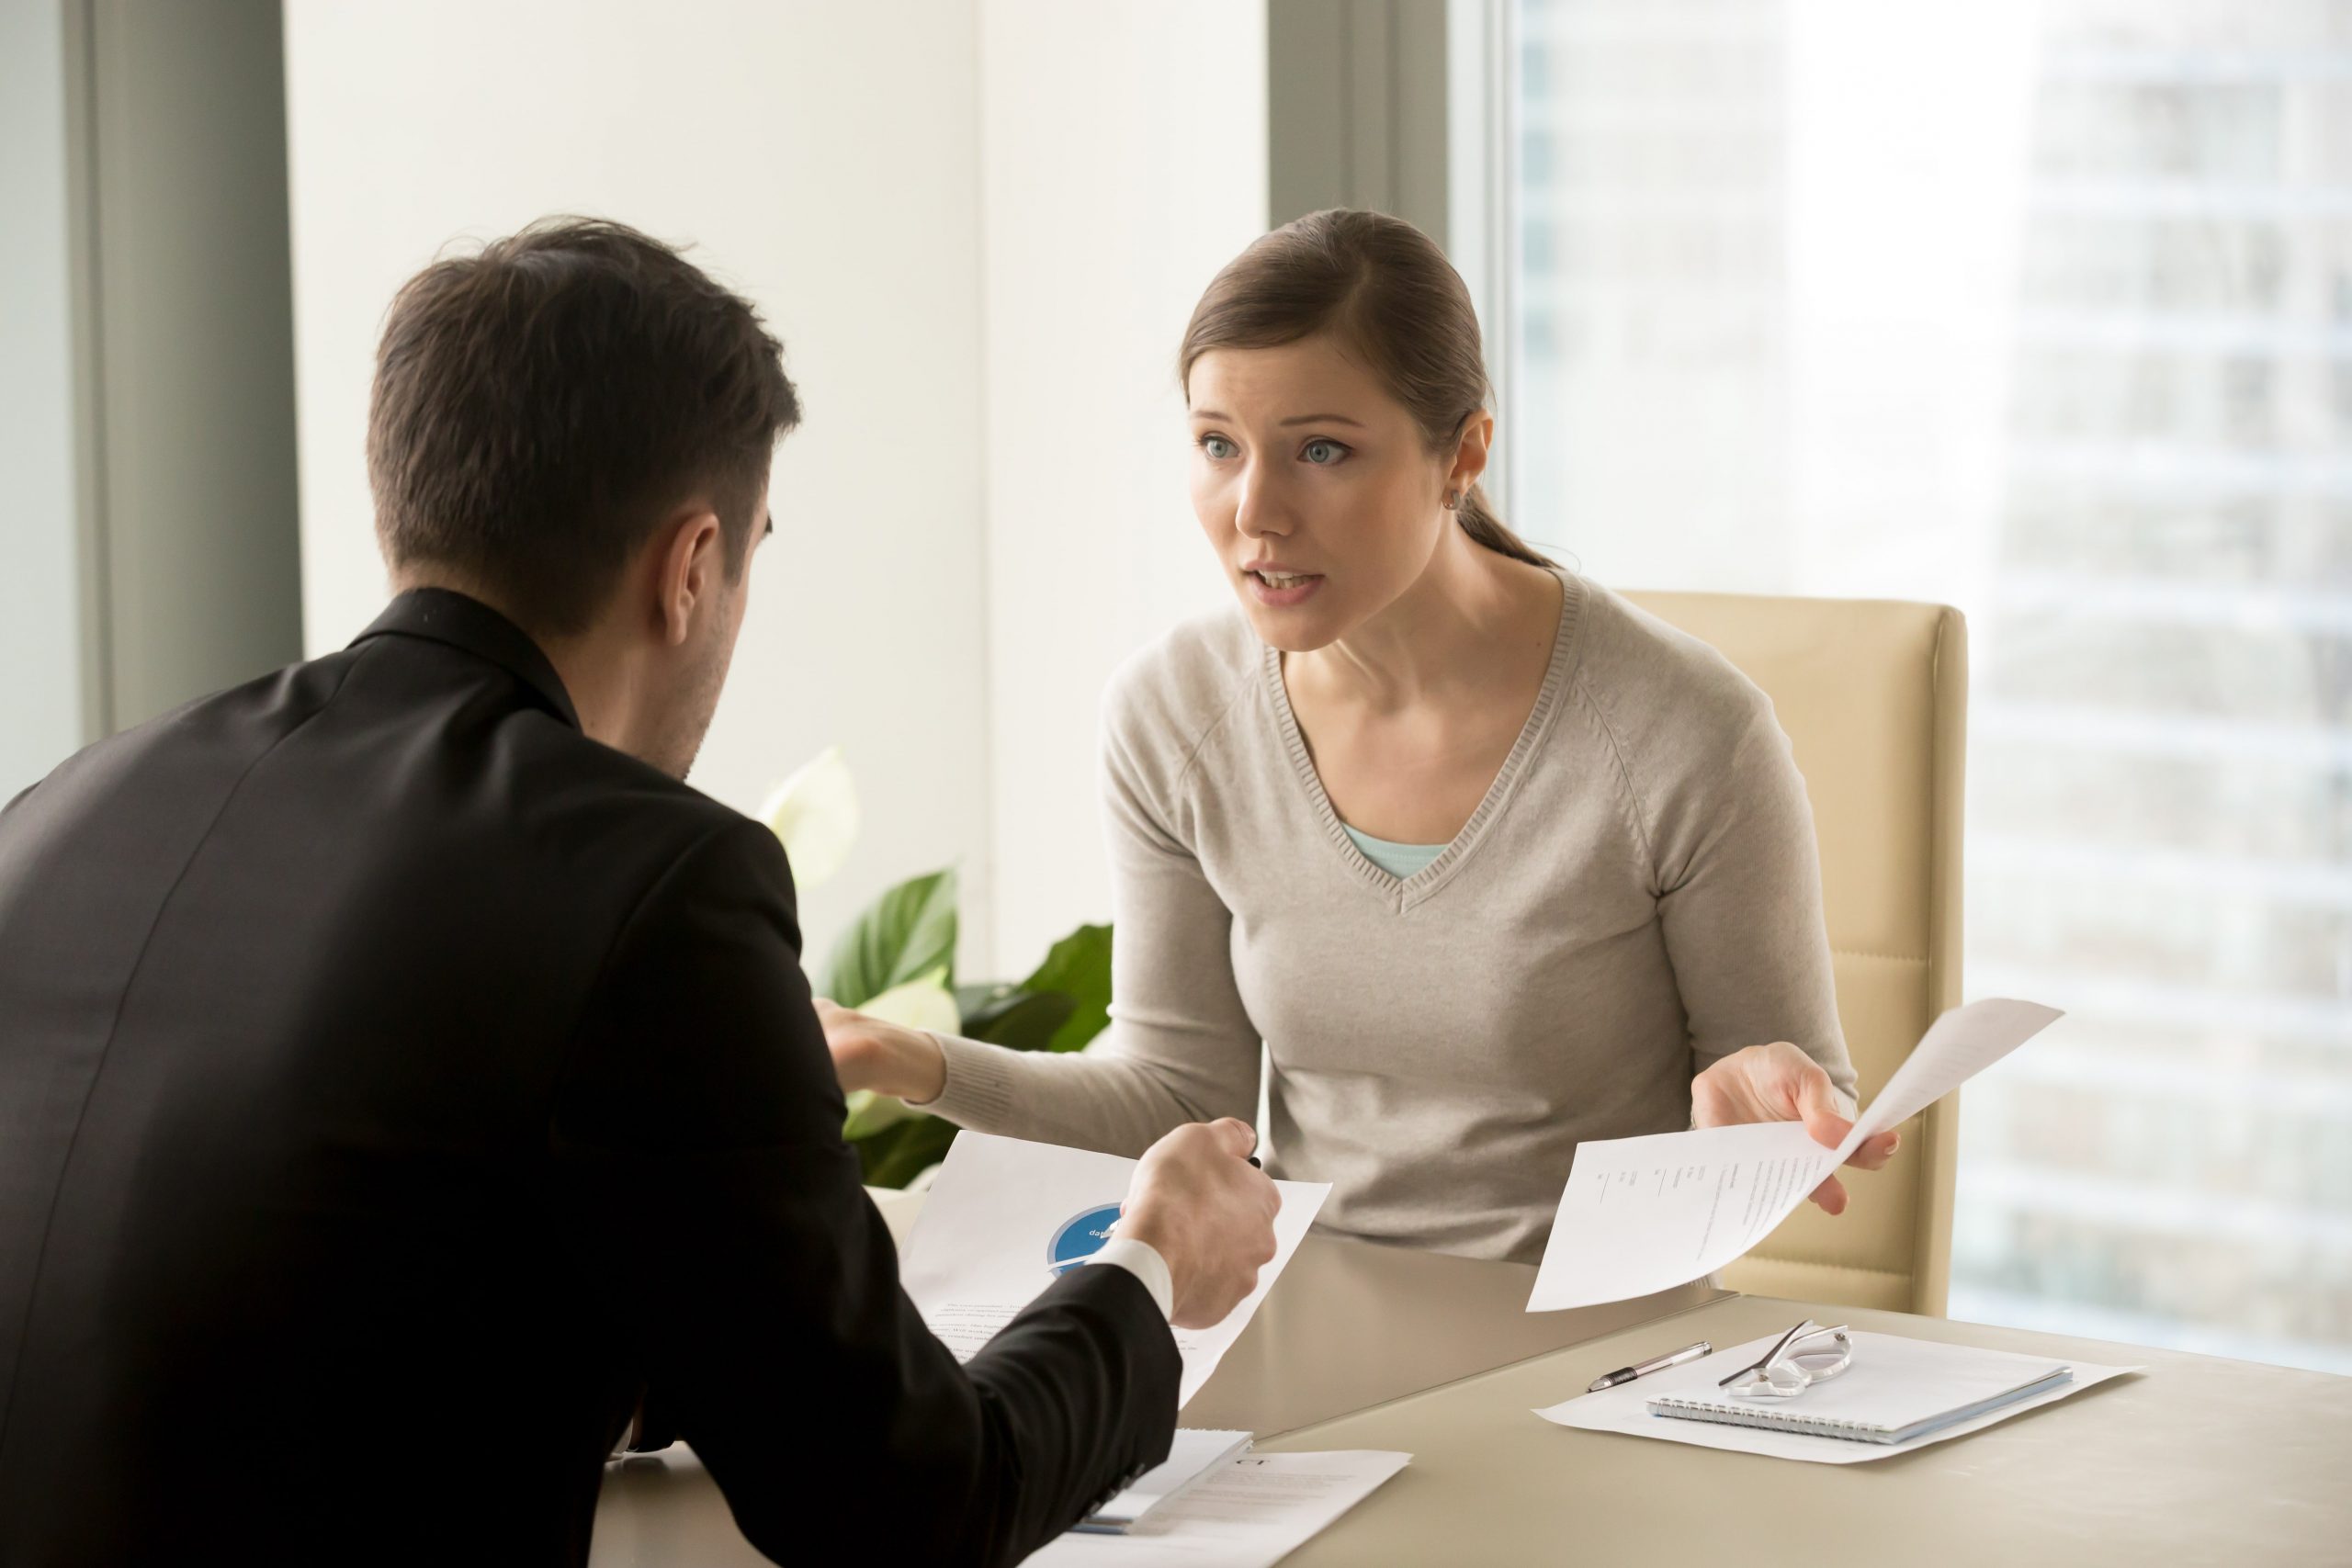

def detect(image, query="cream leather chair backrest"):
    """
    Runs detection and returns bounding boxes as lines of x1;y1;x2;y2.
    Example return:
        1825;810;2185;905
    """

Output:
1624;591;1968;1315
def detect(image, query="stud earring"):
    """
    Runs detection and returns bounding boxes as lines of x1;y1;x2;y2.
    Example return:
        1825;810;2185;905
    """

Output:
1443;491;1461;511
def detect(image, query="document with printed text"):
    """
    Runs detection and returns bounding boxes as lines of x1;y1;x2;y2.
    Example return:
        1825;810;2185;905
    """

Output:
899;1131;1330;1406
1021;1451;1412;1567
1527;998;2063;1312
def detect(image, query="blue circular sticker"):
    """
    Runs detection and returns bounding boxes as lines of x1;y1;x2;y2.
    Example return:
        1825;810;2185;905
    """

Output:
1046;1203;1126;1277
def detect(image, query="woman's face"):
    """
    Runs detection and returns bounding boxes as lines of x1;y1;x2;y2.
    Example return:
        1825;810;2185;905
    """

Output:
1186;333;1462;653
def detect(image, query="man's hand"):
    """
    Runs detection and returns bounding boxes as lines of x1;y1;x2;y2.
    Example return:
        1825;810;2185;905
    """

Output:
816;998;948;1104
1690;1042;1898;1216
1117;1120;1281;1329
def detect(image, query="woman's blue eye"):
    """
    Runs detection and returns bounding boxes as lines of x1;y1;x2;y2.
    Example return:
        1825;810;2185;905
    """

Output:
1302;439;1347;466
1202;434;1238;459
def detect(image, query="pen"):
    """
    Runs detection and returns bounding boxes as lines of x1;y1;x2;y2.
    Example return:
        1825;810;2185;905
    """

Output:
1586;1339;1711;1393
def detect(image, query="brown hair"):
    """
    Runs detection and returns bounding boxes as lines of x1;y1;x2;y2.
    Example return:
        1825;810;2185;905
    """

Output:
367;217;800;636
1177;208;1551;569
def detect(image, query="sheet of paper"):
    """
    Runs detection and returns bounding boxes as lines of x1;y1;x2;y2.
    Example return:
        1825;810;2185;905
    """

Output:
899;1131;1330;1407
1844;997;2064;1145
1534;1331;2140;1464
1022;1451;1412;1567
1077;1429;1253;1532
1527;998;2062;1312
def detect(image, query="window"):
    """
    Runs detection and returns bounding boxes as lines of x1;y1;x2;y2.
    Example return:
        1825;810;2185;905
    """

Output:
1477;0;2352;1371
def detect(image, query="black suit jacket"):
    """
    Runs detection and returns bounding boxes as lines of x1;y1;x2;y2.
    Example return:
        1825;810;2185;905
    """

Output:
0;590;1178;1566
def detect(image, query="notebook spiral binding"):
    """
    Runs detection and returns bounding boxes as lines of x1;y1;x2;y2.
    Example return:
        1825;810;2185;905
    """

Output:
1645;1396;1885;1440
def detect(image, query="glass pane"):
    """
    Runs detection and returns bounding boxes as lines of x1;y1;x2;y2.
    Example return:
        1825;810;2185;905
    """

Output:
1507;0;2352;1371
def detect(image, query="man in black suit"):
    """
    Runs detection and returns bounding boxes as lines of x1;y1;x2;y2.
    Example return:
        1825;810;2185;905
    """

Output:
0;218;1279;1566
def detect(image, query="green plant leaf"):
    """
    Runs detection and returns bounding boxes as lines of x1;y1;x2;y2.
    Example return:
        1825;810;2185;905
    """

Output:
954;982;1023;1034
964;989;1076;1053
861;1116;960;1190
823;868;957;1010
1017;923;1114;1054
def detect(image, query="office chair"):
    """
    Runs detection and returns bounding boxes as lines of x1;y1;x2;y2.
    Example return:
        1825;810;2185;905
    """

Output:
1626;592;1968;1315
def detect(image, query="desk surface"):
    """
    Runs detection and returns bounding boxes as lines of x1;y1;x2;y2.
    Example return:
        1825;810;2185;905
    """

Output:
1265;1292;2352;1567
1181;1230;1723;1436
595;1192;2351;1567
862;1182;1724;1438
592;1213;1721;1566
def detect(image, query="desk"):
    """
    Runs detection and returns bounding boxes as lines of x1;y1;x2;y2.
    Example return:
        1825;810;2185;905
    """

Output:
827;1189;1720;1435
1265;1293;2352;1567
592;1209;1724;1565
594;1193;2351;1567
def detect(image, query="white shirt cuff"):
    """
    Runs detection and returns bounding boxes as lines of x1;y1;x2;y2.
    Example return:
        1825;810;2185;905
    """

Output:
1085;1237;1174;1321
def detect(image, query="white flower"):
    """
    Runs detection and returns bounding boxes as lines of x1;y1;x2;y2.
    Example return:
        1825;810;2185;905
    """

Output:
857;970;961;1034
758;745;860;892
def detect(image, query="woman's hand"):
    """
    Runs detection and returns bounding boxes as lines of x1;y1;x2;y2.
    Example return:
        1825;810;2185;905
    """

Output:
815;998;949;1104
1690;1042;1898;1216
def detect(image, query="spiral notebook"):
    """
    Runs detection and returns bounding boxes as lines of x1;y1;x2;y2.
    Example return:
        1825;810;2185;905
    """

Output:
1644;1330;2074;1446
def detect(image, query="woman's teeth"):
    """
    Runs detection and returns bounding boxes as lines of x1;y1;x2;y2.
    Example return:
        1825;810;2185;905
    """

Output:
1254;570;1313;587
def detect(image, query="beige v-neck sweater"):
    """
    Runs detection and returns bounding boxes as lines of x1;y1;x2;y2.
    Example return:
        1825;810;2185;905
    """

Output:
928;570;1855;1264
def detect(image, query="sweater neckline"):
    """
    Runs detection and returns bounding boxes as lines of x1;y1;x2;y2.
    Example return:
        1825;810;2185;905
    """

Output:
1261;567;1584;908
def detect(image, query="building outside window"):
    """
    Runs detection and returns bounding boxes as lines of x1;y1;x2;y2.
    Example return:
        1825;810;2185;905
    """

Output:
1490;0;2352;1371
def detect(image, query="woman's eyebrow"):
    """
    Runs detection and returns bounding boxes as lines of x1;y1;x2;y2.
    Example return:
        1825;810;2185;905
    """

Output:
1187;408;1368;429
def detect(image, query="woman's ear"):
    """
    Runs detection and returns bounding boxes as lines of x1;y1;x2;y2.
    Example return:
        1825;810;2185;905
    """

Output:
1449;411;1496;496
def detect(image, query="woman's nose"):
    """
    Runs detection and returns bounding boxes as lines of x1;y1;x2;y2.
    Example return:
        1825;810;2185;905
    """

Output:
1234;465;1287;538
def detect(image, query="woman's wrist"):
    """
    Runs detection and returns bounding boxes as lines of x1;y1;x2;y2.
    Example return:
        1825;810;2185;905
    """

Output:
900;1026;949;1105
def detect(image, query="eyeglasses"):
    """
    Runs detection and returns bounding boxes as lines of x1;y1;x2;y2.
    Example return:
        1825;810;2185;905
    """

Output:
1717;1320;1853;1401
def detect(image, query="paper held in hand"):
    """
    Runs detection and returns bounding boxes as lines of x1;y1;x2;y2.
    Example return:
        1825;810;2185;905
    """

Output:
1527;998;2063;1313
899;1131;1330;1406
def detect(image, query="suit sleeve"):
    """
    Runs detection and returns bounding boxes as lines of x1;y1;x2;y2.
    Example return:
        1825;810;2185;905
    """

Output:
548;816;1180;1566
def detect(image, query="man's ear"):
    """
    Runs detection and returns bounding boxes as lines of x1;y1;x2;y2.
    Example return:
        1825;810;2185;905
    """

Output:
651;504;725;648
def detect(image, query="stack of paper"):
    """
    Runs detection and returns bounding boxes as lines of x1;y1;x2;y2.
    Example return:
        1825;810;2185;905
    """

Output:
1025;1451;1411;1567
1075;1430;1253;1534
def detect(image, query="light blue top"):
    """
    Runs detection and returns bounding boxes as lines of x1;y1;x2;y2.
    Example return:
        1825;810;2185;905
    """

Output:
1341;823;1446;880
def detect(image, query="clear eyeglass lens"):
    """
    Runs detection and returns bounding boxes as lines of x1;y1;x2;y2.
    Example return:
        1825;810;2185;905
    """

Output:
1729;1327;1853;1400
1730;1362;1809;1400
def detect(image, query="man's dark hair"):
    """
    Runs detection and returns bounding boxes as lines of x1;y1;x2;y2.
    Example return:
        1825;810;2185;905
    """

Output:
366;217;800;635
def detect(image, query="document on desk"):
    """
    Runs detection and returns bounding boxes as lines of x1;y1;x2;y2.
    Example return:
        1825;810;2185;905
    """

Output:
1535;1331;2139;1464
1528;998;2062;1312
899;1131;1330;1406
1020;1451;1412;1567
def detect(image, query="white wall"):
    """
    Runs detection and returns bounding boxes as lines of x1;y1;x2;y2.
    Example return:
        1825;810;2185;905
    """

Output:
282;0;1266;981
283;0;992;973
977;2;1265;971
1;0;88;800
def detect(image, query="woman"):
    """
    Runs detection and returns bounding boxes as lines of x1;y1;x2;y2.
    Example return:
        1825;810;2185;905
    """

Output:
825;209;1894;1264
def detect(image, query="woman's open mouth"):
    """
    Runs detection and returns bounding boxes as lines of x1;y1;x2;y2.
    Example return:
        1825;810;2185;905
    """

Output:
1244;567;1324;607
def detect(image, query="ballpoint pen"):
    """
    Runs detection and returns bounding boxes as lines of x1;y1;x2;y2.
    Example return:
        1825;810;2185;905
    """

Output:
1586;1339;1712;1393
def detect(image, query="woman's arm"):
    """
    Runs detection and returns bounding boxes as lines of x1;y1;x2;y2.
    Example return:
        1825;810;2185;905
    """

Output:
1645;688;1897;1210
1651;696;1858;1101
825;690;1264;1158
